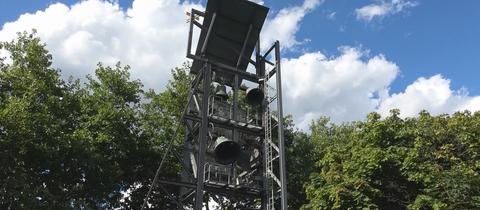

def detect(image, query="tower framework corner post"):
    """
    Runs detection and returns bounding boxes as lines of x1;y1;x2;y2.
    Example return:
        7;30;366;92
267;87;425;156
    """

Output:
193;63;212;209
275;40;288;210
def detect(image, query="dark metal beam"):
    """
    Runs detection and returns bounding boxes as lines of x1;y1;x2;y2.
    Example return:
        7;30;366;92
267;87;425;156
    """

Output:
265;59;274;66
158;179;262;197
255;39;263;77
236;24;253;68
267;67;276;79
233;74;239;144
263;43;275;59
172;149;196;180
191;8;205;17
184;114;263;136
194;63;211;209
201;13;217;54
275;40;288;210
187;10;194;58
193;20;206;30
157;183;184;209
187;54;259;83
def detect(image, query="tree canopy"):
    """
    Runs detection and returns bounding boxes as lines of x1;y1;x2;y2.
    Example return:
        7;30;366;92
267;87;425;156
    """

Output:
0;32;188;209
302;110;480;210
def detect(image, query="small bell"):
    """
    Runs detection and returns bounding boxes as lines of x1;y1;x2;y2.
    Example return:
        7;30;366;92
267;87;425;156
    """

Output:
212;82;228;100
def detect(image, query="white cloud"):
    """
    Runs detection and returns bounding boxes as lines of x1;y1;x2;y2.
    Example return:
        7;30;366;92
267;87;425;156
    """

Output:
282;47;399;128
355;0;418;22
0;0;318;90
377;75;480;118
0;48;11;65
0;0;202;90
261;0;322;50
282;49;480;129
327;11;336;20
248;0;265;5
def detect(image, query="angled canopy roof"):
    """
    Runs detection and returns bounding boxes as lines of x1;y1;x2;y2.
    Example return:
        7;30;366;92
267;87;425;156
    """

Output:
190;0;269;85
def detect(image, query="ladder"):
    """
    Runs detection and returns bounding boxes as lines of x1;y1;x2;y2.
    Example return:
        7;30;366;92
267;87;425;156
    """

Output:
263;69;281;210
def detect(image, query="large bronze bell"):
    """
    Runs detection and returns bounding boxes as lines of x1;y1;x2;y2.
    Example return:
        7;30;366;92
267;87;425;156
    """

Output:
213;136;241;164
245;87;264;106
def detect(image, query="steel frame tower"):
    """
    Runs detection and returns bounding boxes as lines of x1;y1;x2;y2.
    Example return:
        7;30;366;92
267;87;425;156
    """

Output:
142;0;287;209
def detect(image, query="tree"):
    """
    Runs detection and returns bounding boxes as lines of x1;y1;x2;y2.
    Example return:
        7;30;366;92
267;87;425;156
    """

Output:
125;64;192;209
404;111;480;209
0;31;189;209
285;115;317;209
303;110;480;210
1;31;86;209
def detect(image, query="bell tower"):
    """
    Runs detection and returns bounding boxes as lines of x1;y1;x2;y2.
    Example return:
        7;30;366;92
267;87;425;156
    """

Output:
142;0;287;209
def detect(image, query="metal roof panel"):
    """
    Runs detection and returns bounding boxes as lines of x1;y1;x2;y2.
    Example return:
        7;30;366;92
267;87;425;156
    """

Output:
190;0;269;85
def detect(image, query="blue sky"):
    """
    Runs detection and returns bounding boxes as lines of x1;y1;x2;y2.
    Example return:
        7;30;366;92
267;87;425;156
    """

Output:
269;0;480;94
1;0;480;128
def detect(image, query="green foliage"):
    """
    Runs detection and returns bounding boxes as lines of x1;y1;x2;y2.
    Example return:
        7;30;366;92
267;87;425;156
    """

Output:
1;31;85;209
0;32;189;209
285;115;317;209
303;110;480;210
130;64;192;209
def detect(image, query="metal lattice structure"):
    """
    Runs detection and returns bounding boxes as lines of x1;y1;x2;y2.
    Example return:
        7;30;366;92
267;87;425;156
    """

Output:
142;0;287;209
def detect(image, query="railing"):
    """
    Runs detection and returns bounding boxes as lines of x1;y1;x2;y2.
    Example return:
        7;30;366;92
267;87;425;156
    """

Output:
204;162;236;185
208;96;260;125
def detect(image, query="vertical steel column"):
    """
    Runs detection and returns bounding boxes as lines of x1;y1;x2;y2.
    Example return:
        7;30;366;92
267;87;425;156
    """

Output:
194;63;211;209
187;10;194;57
255;39;264;77
233;74;239;146
233;75;239;120
275;41;288;210
195;10;215;208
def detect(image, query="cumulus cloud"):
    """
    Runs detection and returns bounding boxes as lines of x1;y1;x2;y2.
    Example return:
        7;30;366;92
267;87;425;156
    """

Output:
377;75;480;118
0;0;203;90
282;47;399;128
355;0;418;22
282;48;480;129
261;0;322;50
0;0;318;90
